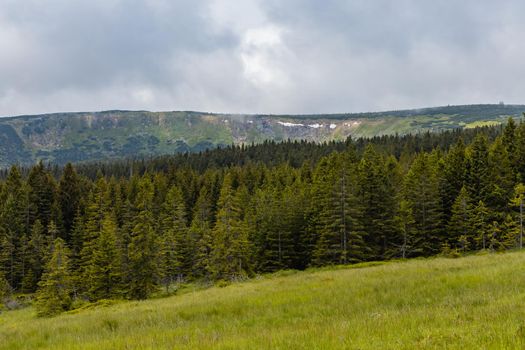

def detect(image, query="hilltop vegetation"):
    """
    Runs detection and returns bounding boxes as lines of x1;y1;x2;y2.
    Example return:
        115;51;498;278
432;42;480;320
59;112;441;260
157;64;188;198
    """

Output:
2;252;525;349
0;104;523;167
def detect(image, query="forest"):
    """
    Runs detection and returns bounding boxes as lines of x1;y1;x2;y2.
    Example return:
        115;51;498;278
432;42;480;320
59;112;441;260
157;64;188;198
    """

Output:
1;117;524;316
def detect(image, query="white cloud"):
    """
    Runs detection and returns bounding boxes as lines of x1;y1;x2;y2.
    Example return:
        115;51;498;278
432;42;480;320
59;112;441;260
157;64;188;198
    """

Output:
240;25;291;87
1;0;525;116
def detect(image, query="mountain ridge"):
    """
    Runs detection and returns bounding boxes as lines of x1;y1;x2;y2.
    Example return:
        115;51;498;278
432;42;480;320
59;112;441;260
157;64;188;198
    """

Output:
0;104;523;168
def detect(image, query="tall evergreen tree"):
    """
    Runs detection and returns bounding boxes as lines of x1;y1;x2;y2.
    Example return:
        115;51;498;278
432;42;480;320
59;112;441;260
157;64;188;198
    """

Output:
487;137;514;216
188;186;214;279
27;162;59;230
20;220;46;292
35;238;73;317
501;214;519;249
502;117;517;168
158;186;188;290
313;153;366;265
58;163;82;241
465;134;491;205
510;183;525;249
393;200;417;258
358;145;398;259
439;139;466;220
210;174;252;280
79;177;110;284
127;178;159;299
86;214;122;300
403;153;443;255
447;186;474;249
472;200;490;250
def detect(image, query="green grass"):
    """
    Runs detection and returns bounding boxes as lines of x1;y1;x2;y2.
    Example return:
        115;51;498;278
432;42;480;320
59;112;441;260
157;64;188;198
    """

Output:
2;251;525;349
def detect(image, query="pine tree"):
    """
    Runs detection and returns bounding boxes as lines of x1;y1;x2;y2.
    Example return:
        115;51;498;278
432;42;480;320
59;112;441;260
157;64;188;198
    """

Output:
516;120;525;181
472;200;490;250
284;180;311;270
465;134;491;205
403;153;444;255
488;221;502;252
27;162;59;230
158;186;188;291
35;238;73;317
69;212;85;285
487;137;514;216
188;186;213;279
210;174;252;280
439;139;466;220
127;177;159;299
79;177;110;288
394;200;417;258
20;220;46;292
510;183;525;249
313;153;366;266
501;214;519;249
58;163;82;241
358;145;398;259
86;214;122;300
502;117;517;168
447;187;473;249
0;225;15;289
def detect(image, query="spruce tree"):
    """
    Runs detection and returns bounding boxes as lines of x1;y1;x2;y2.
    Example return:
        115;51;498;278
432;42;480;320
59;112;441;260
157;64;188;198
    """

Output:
394;200;417;258
58;163;82;241
358;145;398;259
0;166;29;289
465;134;491;205
516;120;525;181
510;183;525;249
188;186;213;279
210;174;252;280
86;214;122;300
501;214;519;249
20;220;46;292
0;225;15;289
27;162;59;230
447;186;473;249
487;137;514;216
158;186;188;291
502;117;517;168
472;200;490;250
313;153;366;266
439;139;466;220
35;238;73;317
128;177;159;299
79;177;110;289
403;153;444;255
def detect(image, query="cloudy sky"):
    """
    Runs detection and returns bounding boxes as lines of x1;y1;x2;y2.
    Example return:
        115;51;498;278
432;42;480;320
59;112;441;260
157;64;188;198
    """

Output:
1;0;524;116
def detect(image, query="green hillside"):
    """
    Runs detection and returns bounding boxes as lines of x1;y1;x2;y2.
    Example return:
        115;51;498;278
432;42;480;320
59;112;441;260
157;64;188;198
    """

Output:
2;251;525;349
0;104;523;167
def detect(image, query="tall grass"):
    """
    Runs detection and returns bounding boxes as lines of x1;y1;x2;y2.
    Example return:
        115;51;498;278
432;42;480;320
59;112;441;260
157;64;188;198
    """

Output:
2;251;525;349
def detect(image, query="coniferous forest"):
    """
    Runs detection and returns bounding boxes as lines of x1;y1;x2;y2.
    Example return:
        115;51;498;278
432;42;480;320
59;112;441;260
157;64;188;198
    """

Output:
1;118;525;316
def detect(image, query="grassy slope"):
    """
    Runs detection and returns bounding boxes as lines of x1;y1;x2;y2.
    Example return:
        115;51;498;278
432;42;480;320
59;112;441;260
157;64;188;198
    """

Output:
2;252;525;349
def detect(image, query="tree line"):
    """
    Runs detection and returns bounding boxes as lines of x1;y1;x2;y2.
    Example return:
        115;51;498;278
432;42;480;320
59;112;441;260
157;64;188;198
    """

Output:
1;118;525;316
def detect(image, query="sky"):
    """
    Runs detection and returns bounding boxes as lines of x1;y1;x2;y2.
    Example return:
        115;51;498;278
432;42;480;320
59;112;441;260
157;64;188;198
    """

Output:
1;0;525;116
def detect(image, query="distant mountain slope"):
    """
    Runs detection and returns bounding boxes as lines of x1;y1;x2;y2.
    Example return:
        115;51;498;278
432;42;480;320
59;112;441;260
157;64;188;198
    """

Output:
0;104;523;167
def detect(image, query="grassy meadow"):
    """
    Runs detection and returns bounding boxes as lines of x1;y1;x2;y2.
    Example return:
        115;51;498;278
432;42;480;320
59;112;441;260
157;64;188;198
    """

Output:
2;251;525;349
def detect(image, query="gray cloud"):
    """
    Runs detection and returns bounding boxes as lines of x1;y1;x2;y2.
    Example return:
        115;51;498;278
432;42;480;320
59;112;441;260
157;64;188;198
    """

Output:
1;0;525;116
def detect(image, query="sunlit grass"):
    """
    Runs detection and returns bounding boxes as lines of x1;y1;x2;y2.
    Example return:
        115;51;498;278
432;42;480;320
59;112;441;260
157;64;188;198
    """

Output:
2;251;525;349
